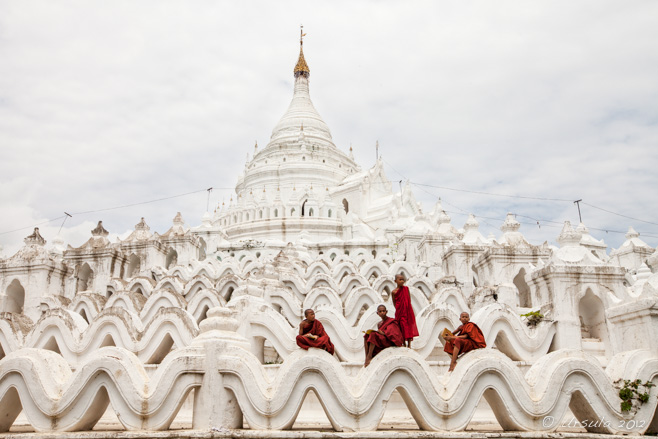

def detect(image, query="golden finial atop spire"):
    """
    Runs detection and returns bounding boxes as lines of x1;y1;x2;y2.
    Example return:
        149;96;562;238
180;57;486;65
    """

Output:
294;25;310;78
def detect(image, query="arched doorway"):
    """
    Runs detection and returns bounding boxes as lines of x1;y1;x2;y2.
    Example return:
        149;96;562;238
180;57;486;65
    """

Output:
578;289;610;358
126;254;140;278
77;263;93;292
5;279;25;314
199;238;207;261
166;248;178;269
513;268;532;308
579;290;608;340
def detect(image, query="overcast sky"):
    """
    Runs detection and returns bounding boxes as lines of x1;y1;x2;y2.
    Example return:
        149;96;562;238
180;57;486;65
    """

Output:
1;1;657;257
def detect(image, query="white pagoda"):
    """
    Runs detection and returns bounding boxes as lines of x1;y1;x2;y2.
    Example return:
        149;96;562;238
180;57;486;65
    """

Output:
0;33;657;435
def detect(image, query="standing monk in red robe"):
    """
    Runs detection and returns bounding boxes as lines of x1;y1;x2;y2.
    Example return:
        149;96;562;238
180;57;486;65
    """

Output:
364;304;404;367
443;312;486;372
391;274;419;347
296;309;335;355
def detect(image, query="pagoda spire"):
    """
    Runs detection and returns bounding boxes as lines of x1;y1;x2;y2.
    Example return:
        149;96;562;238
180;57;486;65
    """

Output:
294;25;310;78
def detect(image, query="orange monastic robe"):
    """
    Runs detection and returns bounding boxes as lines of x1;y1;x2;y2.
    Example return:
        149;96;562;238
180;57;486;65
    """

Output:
443;322;486;355
393;286;419;340
296;319;335;355
364;316;404;358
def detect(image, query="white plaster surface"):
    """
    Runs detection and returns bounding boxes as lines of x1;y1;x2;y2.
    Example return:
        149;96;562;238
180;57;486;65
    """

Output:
1;44;658;437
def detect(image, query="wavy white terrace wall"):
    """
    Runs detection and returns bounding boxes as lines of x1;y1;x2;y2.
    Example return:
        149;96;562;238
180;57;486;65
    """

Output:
0;226;657;434
1;307;657;434
1;38;658;435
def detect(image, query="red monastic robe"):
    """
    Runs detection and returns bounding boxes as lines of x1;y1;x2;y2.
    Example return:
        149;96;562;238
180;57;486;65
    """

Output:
393;286;419;340
296;319;335;355
364;316;404;358
443;321;486;356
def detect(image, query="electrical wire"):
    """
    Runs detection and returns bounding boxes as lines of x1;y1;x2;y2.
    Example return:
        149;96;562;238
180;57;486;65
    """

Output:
0;188;212;236
378;159;657;239
382;157;565;233
380;157;574;202
0;216;67;236
410;182;574;202
582;202;658;227
71;188;211;215
2;176;657;242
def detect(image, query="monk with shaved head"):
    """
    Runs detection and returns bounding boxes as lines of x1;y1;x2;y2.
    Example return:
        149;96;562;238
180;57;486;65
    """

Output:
296;309;335;355
443;312;486;372
364;304;404;367
391;273;419;348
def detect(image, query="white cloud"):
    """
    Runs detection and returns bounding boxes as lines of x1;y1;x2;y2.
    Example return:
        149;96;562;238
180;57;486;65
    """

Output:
1;0;657;258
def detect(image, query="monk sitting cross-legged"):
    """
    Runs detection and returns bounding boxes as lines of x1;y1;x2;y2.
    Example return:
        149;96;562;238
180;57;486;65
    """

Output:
364;305;404;367
296;309;335;355
443;312;486;372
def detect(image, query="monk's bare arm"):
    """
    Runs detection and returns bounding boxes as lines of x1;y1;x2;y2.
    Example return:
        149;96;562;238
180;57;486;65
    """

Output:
446;325;468;341
299;320;308;335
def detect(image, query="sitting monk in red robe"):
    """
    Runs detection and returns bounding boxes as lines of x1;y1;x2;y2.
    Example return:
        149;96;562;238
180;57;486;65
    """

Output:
392;274;419;347
443;312;486;372
296;309;335;355
364;304;404;367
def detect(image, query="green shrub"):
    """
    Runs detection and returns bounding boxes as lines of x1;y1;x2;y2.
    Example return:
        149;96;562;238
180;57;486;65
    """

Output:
617;379;654;412
619;387;633;401
520;310;544;327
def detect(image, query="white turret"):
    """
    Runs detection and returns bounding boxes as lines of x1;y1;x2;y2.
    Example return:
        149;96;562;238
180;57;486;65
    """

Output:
218;31;362;243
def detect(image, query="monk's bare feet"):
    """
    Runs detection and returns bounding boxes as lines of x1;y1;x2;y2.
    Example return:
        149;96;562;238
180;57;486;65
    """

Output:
364;358;371;367
448;360;457;372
